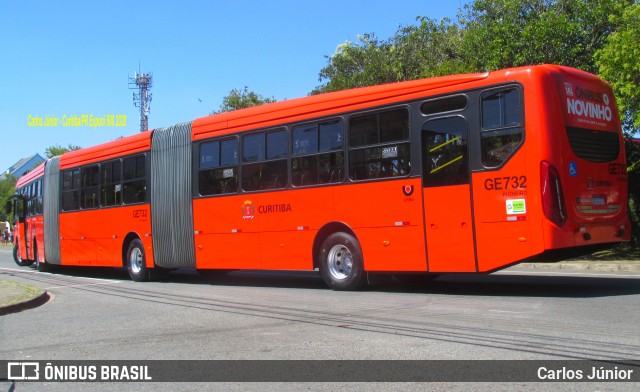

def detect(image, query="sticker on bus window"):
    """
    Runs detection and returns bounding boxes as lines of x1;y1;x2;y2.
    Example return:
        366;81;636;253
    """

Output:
382;146;398;158
506;199;526;215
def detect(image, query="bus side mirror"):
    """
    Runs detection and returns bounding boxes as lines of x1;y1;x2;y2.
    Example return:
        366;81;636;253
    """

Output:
4;200;11;215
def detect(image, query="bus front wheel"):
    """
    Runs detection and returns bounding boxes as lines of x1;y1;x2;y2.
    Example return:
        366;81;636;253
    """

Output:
319;232;366;291
13;244;33;267
126;239;149;282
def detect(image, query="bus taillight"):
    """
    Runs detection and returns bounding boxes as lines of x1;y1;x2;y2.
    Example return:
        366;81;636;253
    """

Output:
541;161;567;227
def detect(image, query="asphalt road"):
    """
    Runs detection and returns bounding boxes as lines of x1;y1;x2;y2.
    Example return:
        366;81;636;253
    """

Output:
1;246;639;391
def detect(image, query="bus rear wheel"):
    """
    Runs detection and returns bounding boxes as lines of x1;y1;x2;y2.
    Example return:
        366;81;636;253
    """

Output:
13;244;33;267
319;232;366;291
127;239;149;282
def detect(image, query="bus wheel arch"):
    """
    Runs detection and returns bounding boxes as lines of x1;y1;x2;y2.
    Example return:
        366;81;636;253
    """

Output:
313;223;366;291
313;222;357;269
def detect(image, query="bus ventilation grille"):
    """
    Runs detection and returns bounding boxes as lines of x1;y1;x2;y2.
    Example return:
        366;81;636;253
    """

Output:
566;127;620;163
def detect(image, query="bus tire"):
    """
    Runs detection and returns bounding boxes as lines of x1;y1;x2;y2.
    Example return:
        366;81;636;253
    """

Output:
13;244;33;267
126;239;149;282
318;232;366;291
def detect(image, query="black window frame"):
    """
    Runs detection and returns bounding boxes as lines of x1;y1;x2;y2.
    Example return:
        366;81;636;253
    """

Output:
80;164;100;210
479;86;524;168
420;95;468;116
241;128;289;192
60;152;149;212
61;168;81;211
100;159;123;207
291;118;345;187
122;154;148;205
348;107;411;181
198;137;240;196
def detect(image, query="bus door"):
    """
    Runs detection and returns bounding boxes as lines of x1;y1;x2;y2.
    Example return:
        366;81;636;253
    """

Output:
470;86;530;272
421;116;476;272
10;195;29;258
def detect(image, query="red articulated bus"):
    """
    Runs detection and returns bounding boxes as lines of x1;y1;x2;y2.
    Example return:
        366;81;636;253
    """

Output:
8;65;631;290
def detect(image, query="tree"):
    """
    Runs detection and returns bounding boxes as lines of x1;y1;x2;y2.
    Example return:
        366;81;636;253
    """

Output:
213;86;277;114
391;17;469;79
314;17;467;94
458;0;630;73
314;1;631;94
0;175;17;223
595;3;640;136
314;33;394;93
44;144;81;158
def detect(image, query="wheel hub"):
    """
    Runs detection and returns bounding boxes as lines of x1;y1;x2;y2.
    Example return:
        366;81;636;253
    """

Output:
327;244;353;280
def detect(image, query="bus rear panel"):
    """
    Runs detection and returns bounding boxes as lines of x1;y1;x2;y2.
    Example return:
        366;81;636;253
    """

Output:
541;66;630;254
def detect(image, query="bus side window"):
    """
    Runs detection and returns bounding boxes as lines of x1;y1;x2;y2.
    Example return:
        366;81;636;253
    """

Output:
241;130;288;192
480;88;524;167
101;160;122;207
291;119;344;187
349;108;410;181
123;155;147;204
36;179;43;215
199;138;239;196
27;182;35;216
61;169;80;211
81;165;100;209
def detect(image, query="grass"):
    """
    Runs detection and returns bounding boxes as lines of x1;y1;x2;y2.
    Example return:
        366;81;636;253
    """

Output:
0;280;42;307
574;244;640;261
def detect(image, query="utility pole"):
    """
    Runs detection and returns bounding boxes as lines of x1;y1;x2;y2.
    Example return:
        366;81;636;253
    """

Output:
129;68;153;132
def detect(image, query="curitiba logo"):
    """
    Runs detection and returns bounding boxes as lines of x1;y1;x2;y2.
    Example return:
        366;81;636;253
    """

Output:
242;200;255;219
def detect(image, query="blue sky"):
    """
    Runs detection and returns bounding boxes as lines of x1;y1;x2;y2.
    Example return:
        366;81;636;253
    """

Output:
0;0;464;173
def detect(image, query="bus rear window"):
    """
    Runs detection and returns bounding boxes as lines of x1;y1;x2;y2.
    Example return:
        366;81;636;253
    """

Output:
566;127;620;163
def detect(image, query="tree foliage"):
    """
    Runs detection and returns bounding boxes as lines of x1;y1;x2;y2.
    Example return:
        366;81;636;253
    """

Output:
595;3;640;135
460;0;629;73
316;0;632;90
44;144;81;159
213;86;277;114
314;17;466;93
0;175;17;223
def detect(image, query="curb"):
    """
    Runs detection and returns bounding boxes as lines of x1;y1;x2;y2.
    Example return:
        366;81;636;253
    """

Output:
0;288;49;316
511;262;640;272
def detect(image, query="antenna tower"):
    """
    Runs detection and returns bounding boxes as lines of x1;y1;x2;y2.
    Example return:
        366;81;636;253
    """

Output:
129;69;153;132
